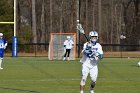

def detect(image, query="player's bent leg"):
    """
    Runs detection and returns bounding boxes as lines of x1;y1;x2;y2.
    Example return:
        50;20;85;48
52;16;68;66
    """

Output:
80;65;89;86
80;76;87;93
80;65;89;93
89;66;98;93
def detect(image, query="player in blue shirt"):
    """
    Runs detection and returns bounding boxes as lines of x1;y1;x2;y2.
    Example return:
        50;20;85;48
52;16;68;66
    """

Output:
0;33;8;69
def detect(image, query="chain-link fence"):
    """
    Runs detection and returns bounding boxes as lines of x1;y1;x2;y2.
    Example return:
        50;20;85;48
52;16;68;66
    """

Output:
5;43;140;58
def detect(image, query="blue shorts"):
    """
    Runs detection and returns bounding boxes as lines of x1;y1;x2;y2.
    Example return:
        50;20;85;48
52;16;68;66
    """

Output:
0;49;4;58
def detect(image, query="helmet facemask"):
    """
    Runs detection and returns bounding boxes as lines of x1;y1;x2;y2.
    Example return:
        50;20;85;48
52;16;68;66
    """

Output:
0;36;2;39
89;31;98;44
67;36;71;41
90;36;98;42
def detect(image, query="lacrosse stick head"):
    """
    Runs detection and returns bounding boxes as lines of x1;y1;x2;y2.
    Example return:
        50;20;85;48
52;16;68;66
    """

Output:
77;23;85;34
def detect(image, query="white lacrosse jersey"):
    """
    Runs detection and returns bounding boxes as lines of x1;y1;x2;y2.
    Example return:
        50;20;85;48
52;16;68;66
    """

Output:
80;42;103;67
64;40;74;49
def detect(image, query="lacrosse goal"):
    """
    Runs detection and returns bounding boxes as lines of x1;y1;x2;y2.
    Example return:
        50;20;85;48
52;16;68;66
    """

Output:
48;33;76;60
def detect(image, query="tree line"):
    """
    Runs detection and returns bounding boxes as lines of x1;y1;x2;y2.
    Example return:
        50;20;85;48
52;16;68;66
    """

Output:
0;0;139;51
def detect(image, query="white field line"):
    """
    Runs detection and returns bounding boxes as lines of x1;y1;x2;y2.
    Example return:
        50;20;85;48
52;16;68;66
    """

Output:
0;78;80;82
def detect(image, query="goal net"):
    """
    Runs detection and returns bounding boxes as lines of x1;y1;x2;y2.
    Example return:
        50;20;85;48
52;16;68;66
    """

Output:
48;33;76;60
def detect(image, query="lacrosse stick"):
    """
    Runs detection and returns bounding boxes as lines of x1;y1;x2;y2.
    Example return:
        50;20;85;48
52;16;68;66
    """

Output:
77;20;92;49
77;20;89;41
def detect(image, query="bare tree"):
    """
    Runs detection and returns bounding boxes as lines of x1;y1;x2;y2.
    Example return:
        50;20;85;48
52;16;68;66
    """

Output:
98;0;102;42
32;0;37;44
40;0;45;50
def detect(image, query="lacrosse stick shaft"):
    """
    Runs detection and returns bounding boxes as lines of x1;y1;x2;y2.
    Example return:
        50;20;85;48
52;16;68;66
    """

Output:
83;34;89;41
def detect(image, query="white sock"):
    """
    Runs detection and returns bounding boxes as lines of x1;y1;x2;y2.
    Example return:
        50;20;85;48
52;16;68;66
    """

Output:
90;90;94;93
80;91;84;93
0;59;2;68
63;57;66;60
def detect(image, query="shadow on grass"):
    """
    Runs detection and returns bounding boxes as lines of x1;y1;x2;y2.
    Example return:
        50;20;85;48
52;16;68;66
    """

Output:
0;87;40;93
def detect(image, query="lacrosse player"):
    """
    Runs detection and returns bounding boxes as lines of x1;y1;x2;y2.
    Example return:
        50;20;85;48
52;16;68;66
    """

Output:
0;33;7;69
80;31;103;93
63;36;74;61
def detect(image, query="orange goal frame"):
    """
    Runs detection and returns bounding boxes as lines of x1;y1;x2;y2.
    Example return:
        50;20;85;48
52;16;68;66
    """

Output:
49;32;77;61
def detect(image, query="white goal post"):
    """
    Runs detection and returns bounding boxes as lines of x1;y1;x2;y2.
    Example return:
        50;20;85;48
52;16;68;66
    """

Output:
48;33;76;60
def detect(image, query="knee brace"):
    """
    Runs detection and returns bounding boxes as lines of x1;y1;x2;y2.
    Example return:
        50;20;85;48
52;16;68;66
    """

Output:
90;81;96;89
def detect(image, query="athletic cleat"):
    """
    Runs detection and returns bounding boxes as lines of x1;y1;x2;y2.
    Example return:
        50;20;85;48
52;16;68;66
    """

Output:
63;57;66;61
0;67;3;69
90;90;94;93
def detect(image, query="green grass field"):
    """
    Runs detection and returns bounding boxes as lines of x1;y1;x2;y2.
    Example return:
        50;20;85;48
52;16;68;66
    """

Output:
0;57;140;93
